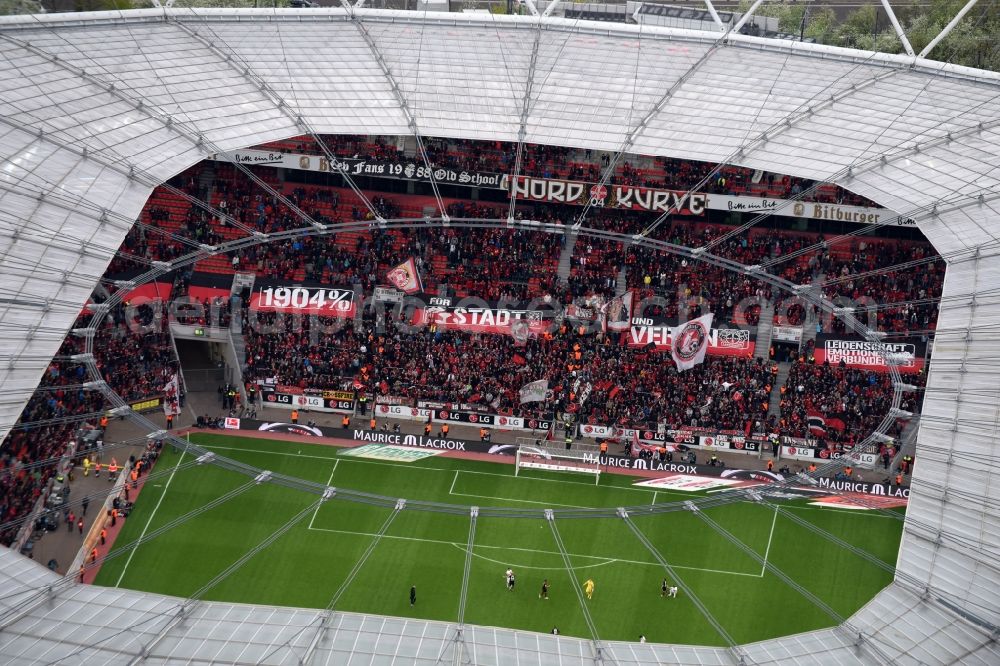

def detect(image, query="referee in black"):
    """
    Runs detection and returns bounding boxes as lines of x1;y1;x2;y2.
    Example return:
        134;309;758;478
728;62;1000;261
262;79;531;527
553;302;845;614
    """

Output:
410;585;416;606
539;579;549;599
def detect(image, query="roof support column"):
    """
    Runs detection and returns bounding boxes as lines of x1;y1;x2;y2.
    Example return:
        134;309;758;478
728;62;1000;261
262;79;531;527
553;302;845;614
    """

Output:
340;3;449;222
919;0;980;58
878;0;915;57
506;19;543;225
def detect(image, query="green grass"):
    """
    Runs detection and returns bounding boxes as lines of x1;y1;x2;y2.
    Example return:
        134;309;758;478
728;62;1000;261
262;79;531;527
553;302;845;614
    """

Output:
94;433;904;645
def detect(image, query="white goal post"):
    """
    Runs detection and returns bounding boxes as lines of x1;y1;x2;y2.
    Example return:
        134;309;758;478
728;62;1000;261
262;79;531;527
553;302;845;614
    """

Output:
514;443;602;485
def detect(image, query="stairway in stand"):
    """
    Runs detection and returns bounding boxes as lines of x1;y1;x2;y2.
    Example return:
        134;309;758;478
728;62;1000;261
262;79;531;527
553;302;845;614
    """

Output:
556;226;578;284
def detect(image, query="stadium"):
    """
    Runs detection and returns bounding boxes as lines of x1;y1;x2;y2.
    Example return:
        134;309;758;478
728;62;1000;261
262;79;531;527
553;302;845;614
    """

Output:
0;3;997;665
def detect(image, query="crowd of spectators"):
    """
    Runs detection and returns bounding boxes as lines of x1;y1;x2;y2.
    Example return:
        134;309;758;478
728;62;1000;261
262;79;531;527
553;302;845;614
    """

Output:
110;156;935;340
778;359;924;448
0;298;181;547
244;299;774;432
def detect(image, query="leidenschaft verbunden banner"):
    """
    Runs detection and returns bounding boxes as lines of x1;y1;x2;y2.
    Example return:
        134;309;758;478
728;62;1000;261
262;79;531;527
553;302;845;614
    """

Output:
813;334;926;373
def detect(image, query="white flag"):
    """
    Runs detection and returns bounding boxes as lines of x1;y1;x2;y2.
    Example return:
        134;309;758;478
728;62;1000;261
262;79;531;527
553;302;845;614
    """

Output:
519;379;549;404
670;313;714;372
163;373;182;416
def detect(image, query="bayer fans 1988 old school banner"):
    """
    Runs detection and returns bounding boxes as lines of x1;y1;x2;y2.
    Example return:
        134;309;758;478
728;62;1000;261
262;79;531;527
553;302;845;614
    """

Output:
518;379;549;404
670;313;714;371
385;258;423;295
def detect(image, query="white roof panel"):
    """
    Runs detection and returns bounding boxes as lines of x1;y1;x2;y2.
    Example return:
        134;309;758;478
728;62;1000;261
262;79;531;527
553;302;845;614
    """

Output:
0;7;998;664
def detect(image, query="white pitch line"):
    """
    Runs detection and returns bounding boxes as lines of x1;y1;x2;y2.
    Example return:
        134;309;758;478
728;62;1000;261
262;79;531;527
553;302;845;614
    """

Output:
304;525;763;577
309;460;339;531
449;470;459;496
780;504;901;518
760;506;778;577
453;544;616;571
114;449;186;588
448;490;590;509
651;491;658;506
198;444;695;498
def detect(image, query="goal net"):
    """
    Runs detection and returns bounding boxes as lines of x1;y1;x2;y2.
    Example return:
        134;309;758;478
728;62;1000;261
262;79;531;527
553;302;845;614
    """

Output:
514;442;601;485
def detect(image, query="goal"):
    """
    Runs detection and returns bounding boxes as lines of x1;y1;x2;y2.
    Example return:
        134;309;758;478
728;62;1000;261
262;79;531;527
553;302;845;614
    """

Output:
514;444;602;485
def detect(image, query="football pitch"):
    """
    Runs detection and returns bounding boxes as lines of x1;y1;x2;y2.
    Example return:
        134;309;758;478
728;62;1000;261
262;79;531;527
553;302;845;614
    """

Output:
95;433;903;646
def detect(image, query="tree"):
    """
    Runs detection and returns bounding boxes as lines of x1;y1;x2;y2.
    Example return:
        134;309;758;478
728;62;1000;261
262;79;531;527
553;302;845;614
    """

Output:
0;0;43;14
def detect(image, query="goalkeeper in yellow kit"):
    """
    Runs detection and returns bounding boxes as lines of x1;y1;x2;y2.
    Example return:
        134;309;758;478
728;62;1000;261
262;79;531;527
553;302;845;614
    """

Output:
583;578;595;600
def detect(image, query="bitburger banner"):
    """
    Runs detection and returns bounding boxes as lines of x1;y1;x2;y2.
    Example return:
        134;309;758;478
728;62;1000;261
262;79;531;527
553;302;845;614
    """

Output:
706;194;910;227
626;315;754;358
813;334;925;373
502;175;708;216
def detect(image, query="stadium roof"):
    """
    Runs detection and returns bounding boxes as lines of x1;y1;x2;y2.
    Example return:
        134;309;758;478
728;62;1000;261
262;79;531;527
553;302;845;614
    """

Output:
0;6;998;664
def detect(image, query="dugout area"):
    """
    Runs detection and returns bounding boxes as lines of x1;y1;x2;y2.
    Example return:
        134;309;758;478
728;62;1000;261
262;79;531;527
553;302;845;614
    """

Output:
93;433;903;645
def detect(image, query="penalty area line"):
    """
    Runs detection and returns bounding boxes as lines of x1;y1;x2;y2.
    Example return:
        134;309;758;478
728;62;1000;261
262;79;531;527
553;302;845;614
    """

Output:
304;525;764;577
309;460;339;530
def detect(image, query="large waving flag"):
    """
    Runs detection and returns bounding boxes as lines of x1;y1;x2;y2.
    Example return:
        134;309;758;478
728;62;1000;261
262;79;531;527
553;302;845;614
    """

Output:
806;409;846;437
386;258;423;295
519;379;549;404
670;313;714;371
163;373;182;416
